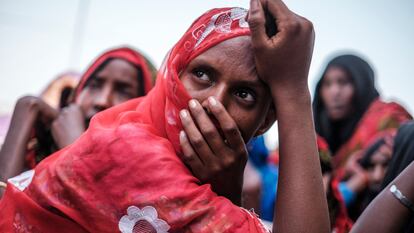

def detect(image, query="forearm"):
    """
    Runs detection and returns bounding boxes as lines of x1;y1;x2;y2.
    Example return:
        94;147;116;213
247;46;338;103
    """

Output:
0;116;35;182
272;88;330;233
351;161;414;233
0;98;40;181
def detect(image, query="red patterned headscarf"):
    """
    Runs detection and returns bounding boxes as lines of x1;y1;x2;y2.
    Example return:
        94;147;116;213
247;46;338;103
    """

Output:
74;46;154;100
1;8;270;233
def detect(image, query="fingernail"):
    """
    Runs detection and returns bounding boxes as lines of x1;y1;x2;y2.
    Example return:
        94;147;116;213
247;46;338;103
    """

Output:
189;99;197;109
180;130;186;139
180;109;188;118
209;96;217;106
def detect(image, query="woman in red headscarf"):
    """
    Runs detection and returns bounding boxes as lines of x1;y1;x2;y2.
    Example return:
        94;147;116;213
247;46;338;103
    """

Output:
0;47;154;184
0;1;330;232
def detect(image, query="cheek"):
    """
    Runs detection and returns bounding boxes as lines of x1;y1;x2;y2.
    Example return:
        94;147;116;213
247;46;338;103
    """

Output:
367;170;375;182
227;105;266;141
112;94;131;106
76;91;93;112
343;85;354;104
180;75;210;103
180;74;201;95
320;87;331;103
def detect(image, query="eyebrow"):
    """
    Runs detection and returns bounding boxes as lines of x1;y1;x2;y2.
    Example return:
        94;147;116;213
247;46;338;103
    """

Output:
190;56;267;90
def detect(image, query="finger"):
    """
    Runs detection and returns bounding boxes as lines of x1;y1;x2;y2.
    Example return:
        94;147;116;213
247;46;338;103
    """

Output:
248;0;268;49
188;99;226;155
266;0;297;44
206;97;246;152
179;109;214;165
62;104;86;123
266;0;292;21
38;100;59;123
179;130;205;177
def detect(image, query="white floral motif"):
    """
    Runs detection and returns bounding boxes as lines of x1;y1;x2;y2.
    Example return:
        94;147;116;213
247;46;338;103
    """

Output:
119;206;170;233
231;8;249;28
194;8;248;48
8;169;35;191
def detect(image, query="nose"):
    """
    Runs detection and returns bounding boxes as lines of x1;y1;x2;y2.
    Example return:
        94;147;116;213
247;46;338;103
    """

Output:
327;83;342;99
93;85;113;111
200;85;228;109
371;165;385;184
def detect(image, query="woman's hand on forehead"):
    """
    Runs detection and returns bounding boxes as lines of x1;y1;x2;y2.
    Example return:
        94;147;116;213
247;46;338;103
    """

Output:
248;0;315;96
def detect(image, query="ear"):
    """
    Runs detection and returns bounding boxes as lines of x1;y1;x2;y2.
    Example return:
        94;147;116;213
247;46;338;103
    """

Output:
255;105;277;136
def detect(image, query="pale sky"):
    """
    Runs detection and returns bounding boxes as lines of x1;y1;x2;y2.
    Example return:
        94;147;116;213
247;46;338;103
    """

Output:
1;0;413;149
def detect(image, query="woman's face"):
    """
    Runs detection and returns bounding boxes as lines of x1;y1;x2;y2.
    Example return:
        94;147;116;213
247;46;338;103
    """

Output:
366;145;391;193
180;36;274;142
320;66;355;121
76;58;141;125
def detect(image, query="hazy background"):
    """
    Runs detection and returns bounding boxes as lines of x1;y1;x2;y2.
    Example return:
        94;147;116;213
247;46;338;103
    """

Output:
1;0;413;149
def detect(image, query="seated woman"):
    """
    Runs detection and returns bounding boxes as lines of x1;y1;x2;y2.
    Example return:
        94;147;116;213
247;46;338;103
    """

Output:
351;121;414;233
313;54;411;229
313;54;411;171
0;72;79;150
340;135;393;220
0;1;329;232
0;47;154;184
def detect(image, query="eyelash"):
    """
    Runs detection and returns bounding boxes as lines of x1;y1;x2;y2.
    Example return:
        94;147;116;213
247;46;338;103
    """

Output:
234;88;256;103
191;67;257;105
192;68;212;84
87;80;102;89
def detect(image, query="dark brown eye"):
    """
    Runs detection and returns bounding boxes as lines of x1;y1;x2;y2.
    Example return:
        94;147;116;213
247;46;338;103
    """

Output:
87;78;102;89
193;69;210;82
235;89;255;102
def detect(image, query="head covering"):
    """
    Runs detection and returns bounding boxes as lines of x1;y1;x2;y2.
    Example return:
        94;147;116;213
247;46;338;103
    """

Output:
313;54;380;153
73;47;154;101
1;8;269;233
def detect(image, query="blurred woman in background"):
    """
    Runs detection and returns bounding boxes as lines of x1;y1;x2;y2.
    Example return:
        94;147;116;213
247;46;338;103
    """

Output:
0;47;154;187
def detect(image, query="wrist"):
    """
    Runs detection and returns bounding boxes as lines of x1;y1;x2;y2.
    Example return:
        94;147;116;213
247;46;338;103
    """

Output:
272;89;312;122
271;86;311;106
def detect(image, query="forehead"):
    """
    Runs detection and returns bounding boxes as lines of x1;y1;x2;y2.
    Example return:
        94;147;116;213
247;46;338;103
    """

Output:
324;66;350;81
190;36;260;82
196;36;253;64
94;58;138;84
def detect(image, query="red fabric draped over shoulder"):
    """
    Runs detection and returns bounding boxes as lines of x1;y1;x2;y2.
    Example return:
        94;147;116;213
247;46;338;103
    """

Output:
1;8;269;233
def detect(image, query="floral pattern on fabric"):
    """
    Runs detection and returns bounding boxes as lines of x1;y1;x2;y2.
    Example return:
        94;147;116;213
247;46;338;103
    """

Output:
119;206;170;233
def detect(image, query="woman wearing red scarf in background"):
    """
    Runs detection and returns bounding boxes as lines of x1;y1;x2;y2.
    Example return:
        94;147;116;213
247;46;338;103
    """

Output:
313;54;412;171
312;54;412;231
0;1;330;232
0;47;154;187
